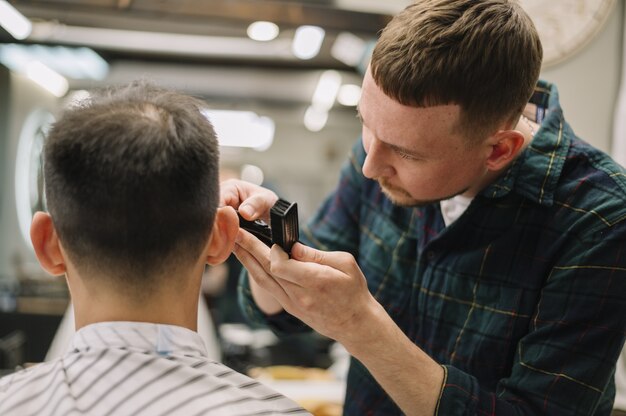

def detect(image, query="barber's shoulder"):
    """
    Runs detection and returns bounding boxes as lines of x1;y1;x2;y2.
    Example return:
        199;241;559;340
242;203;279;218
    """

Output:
570;139;626;200
555;140;626;234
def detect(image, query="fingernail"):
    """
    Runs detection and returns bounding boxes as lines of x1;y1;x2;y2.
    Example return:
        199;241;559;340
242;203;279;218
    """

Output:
240;204;254;218
235;229;243;243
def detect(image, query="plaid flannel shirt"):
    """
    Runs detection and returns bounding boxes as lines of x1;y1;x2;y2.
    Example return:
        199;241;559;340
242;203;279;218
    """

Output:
239;81;626;415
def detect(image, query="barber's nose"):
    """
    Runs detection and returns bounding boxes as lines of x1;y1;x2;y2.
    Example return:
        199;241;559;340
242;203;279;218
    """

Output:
362;137;394;179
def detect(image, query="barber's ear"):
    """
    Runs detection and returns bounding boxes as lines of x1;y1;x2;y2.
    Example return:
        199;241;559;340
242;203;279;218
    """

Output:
485;129;525;171
205;206;239;266
30;212;66;276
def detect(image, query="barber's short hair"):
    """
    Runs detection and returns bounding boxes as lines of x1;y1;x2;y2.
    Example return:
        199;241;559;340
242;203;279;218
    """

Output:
371;0;543;141
44;82;219;290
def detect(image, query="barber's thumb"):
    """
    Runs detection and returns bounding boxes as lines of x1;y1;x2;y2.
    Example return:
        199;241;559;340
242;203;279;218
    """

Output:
238;194;277;221
238;196;273;220
292;244;357;272
238;203;256;219
291;243;329;264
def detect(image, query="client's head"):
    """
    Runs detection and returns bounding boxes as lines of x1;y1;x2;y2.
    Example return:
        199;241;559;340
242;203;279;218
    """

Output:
30;82;237;322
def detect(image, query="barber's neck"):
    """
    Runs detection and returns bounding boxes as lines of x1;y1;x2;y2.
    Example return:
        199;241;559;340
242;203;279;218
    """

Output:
67;262;205;332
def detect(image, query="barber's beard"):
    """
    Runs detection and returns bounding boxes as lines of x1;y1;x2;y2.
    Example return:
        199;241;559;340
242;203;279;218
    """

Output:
377;178;469;208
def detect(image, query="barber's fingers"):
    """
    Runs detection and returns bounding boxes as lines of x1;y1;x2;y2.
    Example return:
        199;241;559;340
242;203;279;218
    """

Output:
289;243;359;274
269;244;350;287
234;229;303;287
234;229;271;271
219;179;278;221
233;229;300;310
238;195;278;222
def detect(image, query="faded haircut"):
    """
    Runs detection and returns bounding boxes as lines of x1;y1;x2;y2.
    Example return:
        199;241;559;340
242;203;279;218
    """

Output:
44;81;219;293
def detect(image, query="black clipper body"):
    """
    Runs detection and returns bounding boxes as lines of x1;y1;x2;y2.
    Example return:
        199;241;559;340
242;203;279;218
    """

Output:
237;216;273;248
270;199;299;255
237;198;299;255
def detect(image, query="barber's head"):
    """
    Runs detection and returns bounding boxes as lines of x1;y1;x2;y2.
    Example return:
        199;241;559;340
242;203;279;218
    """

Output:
371;0;543;140
33;82;236;297
358;0;543;206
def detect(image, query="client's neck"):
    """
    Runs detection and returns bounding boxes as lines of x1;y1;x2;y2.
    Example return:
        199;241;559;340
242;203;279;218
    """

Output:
68;263;204;332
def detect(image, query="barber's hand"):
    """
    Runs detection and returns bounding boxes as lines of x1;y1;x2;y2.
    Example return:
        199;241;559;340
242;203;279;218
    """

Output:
221;179;280;314
233;229;284;315
235;230;380;345
220;179;278;222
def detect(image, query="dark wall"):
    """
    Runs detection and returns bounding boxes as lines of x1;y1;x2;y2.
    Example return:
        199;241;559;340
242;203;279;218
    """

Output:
0;312;63;367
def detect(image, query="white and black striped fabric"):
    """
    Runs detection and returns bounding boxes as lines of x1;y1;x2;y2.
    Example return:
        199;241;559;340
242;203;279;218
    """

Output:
0;321;310;416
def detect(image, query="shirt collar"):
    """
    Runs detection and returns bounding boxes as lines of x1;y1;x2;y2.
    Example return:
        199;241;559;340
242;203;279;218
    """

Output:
71;321;208;358
480;81;569;206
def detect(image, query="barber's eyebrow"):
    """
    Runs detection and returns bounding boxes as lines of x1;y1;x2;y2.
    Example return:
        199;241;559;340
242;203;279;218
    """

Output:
355;105;427;159
388;143;427;159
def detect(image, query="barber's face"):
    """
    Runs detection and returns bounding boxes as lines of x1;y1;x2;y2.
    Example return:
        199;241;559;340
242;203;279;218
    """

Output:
358;69;492;207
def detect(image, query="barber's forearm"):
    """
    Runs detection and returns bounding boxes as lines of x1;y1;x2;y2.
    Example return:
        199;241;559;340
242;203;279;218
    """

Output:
342;301;444;416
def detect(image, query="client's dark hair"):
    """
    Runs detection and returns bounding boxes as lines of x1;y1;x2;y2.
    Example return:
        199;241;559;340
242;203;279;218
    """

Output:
44;82;219;292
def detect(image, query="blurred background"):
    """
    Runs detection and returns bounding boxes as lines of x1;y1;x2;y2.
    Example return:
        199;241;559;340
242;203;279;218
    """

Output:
0;0;623;412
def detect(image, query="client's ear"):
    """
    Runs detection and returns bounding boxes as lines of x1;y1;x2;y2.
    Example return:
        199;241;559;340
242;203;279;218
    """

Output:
205;206;239;265
30;212;66;276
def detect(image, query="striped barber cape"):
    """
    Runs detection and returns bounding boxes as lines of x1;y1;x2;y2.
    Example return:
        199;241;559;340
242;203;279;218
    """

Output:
0;321;309;416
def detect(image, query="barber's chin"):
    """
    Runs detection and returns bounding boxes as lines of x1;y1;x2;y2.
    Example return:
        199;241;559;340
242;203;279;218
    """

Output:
378;180;444;207
379;183;424;207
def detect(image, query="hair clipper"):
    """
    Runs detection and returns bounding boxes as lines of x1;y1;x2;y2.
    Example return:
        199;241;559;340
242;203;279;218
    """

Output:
237;198;299;255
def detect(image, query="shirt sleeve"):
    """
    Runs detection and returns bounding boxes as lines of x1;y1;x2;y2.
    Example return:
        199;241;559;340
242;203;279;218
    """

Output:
237;139;365;334
436;220;626;415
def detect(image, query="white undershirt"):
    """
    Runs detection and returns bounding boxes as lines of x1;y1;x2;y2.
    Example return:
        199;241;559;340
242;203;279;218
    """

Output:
439;195;473;227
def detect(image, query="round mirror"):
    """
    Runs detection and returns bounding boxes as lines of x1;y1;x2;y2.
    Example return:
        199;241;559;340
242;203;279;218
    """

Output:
15;109;55;247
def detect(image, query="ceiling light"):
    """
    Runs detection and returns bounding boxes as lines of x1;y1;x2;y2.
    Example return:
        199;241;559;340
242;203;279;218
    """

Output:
304;106;329;132
70;47;109;80
292;25;325;60
202;109;275;151
334;0;412;15
337;84;362;107
25;61;69;97
247;21;279;42
304;70;341;132
331;32;367;67
29;22;294;60
312;70;341;111
0;0;31;40
0;44;109;80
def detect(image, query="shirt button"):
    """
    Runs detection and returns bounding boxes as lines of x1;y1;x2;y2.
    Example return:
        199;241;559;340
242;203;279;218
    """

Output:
426;251;435;261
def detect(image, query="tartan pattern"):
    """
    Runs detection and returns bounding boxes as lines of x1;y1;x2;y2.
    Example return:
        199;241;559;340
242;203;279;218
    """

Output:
239;81;626;415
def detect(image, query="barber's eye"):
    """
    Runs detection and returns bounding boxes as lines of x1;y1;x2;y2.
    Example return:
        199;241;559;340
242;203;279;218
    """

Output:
397;151;416;160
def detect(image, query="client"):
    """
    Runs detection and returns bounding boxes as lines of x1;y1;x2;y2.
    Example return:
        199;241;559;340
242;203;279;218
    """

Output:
0;82;308;416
